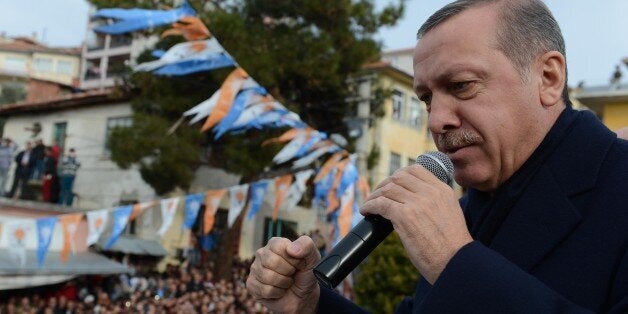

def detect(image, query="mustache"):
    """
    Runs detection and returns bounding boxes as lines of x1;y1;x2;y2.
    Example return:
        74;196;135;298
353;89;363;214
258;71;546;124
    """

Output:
436;130;482;150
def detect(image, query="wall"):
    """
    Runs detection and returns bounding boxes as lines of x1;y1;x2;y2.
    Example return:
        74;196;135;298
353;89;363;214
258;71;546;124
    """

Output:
2;102;156;209
603;102;628;131
370;75;435;186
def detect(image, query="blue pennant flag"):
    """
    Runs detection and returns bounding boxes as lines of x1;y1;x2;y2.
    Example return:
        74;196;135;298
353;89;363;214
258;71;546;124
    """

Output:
294;132;327;159
104;205;133;249
338;158;359;199
313;169;336;209
36;216;58;267
153;53;236;76
214;86;268;139
247;180;270;220
93;1;196;35
183;193;204;229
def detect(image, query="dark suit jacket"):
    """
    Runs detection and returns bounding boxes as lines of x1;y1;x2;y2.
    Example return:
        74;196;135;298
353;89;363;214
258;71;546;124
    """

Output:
14;150;35;174
318;110;628;313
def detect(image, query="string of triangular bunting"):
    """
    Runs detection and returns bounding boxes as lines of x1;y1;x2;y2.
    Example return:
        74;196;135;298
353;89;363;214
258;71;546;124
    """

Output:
0;154;369;267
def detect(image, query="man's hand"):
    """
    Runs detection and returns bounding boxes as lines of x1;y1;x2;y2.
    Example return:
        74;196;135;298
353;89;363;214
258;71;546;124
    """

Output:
361;164;473;284
246;236;321;313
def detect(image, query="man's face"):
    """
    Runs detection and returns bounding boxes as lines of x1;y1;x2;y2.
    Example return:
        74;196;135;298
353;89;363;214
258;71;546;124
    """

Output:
414;5;544;191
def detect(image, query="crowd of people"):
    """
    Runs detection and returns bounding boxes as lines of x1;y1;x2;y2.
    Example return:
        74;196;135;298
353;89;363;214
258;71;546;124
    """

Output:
0;258;270;313
0;138;80;205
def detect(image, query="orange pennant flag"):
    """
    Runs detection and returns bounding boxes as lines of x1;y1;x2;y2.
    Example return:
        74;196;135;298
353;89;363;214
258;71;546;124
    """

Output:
201;68;249;132
162;16;211;41
204;189;226;234
327;158;351;213
261;127;314;146
314;151;348;183
338;187;355;238
357;176;371;201
130;201;155;221
272;175;293;221
59;213;83;263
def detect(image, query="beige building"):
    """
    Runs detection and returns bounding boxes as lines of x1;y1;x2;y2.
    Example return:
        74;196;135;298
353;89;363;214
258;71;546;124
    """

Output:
352;60;436;187
0;36;81;86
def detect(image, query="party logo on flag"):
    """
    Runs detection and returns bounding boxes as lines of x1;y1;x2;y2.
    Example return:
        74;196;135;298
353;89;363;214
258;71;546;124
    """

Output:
228;184;249;228
86;209;109;246
204;189;226;234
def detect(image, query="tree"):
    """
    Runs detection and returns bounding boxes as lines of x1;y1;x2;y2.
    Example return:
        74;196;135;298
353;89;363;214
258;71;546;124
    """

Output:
94;0;405;279
96;0;404;189
354;232;420;313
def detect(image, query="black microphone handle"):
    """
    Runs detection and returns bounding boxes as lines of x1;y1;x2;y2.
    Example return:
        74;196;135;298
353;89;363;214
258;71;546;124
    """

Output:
313;214;393;289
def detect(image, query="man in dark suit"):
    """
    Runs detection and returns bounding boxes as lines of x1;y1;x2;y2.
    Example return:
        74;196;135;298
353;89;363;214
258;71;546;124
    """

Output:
9;141;35;199
245;0;628;313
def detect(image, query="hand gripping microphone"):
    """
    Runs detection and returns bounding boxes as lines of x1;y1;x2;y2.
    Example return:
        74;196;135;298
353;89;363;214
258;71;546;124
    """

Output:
313;151;454;289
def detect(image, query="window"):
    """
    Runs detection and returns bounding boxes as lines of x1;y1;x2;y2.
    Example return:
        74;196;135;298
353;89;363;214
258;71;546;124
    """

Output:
389;152;401;176
53;122;67;151
4;57;27;73
392;90;404;121
105;116;132;151
85;58;102;80
34;58;53;73
56;60;73;75
107;54;130;78
409;98;422;128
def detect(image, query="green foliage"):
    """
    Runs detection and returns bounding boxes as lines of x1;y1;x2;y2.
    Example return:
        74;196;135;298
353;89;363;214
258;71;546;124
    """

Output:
0;82;26;105
366;143;380;171
354;233;420;314
92;0;405;195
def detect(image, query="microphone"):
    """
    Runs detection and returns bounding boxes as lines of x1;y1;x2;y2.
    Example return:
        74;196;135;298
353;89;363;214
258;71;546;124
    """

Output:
313;151;454;289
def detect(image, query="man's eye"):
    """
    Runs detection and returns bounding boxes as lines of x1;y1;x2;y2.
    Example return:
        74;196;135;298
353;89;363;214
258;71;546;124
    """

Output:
451;81;471;91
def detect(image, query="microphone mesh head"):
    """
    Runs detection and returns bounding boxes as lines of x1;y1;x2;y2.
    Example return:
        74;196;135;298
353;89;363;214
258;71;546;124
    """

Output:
416;151;454;187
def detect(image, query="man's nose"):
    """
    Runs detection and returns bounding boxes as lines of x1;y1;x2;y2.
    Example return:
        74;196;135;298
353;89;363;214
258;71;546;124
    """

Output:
427;95;461;134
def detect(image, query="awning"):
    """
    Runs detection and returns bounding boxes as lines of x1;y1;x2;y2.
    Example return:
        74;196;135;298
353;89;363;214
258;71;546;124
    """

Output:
0;250;133;276
97;235;168;257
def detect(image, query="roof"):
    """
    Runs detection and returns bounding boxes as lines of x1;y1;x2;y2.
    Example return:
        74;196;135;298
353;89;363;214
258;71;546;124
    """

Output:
0;37;81;55
96;235;168;257
0;250;133;276
0;89;127;116
382;47;414;56
361;60;413;84
572;84;628;104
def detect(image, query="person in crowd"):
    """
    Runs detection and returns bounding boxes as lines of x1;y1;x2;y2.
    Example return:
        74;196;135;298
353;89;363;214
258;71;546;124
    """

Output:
246;0;628;313
0;138;17;196
42;146;60;203
30;138;45;180
50;140;61;163
8;141;35;199
58;148;80;206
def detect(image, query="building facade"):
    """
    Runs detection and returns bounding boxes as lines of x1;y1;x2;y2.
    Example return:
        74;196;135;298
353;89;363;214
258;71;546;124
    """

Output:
0;36;81;86
80;8;158;90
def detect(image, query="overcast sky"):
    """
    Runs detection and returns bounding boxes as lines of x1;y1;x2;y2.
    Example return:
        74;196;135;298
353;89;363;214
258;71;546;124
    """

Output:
0;0;626;87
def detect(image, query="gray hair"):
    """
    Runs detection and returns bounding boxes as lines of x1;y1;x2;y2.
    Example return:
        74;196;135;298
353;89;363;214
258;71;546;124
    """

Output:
417;0;570;102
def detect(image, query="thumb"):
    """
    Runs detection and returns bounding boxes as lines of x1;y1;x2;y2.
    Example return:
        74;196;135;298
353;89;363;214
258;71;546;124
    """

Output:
286;235;320;271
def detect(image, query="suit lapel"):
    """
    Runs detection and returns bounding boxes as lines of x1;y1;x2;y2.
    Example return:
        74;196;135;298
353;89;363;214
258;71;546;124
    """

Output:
488;110;616;272
489;167;581;271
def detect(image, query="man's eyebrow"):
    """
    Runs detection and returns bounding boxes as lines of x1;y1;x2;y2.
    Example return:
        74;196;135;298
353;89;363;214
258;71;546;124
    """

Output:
414;65;486;93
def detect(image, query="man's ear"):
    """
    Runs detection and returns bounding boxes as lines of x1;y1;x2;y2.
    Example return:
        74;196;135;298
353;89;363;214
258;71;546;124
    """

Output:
538;51;566;107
